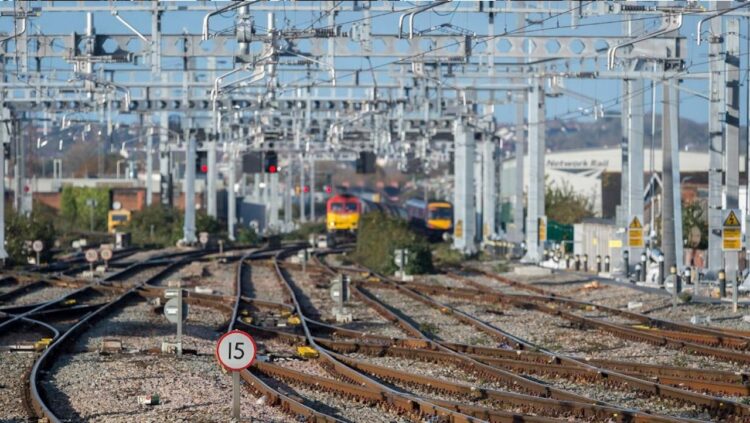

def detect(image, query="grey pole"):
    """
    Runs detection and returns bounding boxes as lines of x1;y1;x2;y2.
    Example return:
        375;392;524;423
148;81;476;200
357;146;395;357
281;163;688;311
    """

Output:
523;78;545;263
176;284;183;357
183;123;197;244
626;16;645;266
617;78;630;229
0;104;8;263
269;171;279;231
452;120;477;254
482;139;497;241
146;126;154;206
726;17;741;312
299;154;306;222
13;117;24;213
310;157;316;222
474;141;483;243
159;110;171;207
512;4;526;244
207;134;217;218
227;145;236;241
662;81;683;272
284;156;292;227
707;9;725;275
231;371;240;420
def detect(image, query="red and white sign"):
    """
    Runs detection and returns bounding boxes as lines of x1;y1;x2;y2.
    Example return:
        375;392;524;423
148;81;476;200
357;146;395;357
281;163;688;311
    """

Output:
100;248;113;261
215;330;257;371
85;249;98;263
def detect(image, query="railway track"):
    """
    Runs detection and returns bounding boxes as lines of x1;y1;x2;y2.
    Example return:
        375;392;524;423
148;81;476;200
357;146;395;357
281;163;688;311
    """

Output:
10;245;750;422
0;248;242;423
304;251;750;421
228;250;698;422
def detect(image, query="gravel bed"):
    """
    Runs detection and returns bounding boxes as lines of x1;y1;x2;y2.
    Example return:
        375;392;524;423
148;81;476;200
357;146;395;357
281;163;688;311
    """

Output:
44;352;293;423
119;248;184;263
531;373;712;420
5;284;76;307
347;353;515;393
285;268;407;338
366;286;496;346
456;272;535;295
647;303;750;331
0;351;35;422
412;274;472;289
440;297;748;373
107;264;171;287
244;263;287;304
161;260;236;296
73;298;226;354
258;374;408;423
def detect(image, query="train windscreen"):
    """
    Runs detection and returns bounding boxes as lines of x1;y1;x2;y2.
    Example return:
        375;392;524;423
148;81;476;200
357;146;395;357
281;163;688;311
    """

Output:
331;202;358;213
429;207;452;220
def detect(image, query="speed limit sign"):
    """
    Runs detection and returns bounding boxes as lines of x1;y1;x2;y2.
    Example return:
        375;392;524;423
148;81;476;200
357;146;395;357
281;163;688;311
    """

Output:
216;330;256;371
32;240;44;253
216;330;257;421
85;249;98;262
100;248;113;261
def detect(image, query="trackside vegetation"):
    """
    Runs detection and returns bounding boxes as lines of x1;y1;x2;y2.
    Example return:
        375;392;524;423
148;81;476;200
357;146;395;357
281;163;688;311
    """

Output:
354;212;433;275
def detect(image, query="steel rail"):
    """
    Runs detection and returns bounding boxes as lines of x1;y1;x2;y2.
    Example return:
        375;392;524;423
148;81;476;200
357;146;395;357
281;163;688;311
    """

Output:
228;245;353;422
396;280;747;419
296;254;689;422
27;249;210;422
245;315;750;400
269;249;491;422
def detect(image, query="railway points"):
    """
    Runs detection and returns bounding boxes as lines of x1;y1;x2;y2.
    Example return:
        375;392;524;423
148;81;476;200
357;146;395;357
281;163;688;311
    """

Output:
5;1;750;422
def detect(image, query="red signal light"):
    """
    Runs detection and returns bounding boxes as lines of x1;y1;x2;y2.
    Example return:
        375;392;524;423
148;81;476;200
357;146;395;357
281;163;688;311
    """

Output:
268;165;277;173
200;164;208;173
325;185;332;194
303;185;310;193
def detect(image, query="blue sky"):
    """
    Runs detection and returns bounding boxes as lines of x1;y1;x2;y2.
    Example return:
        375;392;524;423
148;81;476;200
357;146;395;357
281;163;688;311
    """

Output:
1;1;746;127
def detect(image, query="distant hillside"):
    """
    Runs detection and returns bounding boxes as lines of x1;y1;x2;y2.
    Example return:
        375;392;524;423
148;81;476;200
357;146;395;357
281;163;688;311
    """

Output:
522;115;746;153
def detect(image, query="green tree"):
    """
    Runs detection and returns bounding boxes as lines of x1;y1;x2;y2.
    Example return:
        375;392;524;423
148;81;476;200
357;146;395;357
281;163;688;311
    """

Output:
682;201;708;250
59;185;110;231
5;204;58;266
123;204;183;247
544;181;594;225
354;212;433;275
237;226;260;246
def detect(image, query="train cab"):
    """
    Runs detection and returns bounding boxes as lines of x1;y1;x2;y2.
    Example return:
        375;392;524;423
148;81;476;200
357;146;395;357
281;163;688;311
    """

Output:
326;194;362;233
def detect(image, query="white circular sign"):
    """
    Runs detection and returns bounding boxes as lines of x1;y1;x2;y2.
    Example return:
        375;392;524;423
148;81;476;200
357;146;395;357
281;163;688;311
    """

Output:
32;240;44;253
85;249;98;263
112;201;122;210
100;248;113;261
163;297;188;324
199;232;209;244
215;330;257;371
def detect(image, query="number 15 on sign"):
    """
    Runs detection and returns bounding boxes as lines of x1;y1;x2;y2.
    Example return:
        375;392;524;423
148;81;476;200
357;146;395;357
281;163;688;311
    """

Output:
216;330;257;421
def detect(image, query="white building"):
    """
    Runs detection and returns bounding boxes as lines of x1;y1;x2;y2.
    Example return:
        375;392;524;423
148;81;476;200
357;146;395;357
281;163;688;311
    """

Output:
500;147;721;217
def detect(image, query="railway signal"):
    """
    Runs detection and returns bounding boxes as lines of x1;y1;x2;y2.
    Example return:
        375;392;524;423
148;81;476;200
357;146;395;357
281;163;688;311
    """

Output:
196;151;208;174
264;150;278;173
216;330;257;421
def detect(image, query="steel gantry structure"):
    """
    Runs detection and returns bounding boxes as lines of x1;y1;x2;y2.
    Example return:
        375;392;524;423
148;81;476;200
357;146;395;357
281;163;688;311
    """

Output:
0;1;747;281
